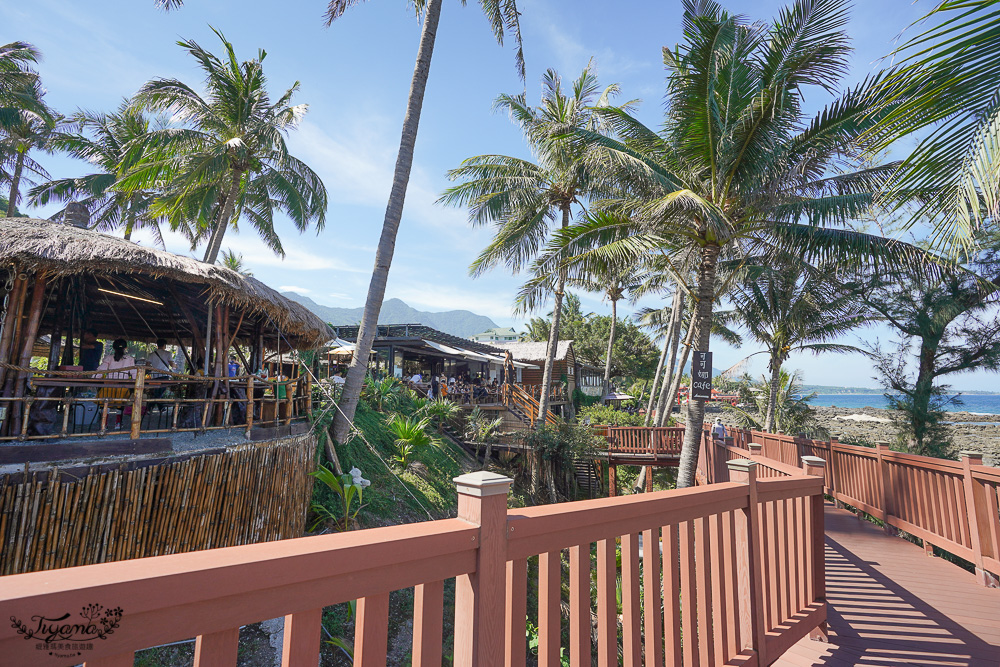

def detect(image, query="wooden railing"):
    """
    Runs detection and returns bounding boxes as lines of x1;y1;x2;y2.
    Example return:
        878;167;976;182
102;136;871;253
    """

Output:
501;383;558;426
0;469;827;667
0;364;309;442
602;425;685;458
520;382;567;403
701;427;1000;588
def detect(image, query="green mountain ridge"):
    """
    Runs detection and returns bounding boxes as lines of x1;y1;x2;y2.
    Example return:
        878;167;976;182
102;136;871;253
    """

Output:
283;293;499;339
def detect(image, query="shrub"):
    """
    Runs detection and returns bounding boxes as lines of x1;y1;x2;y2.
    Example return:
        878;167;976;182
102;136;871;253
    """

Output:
579;403;646;426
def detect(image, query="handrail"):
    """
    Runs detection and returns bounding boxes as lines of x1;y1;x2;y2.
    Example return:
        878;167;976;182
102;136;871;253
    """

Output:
700;425;1000;588
502;383;558;426
0;469;827;666
0;363;310;441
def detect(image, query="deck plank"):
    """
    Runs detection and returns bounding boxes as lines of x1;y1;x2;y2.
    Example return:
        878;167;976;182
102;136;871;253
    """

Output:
775;503;1000;667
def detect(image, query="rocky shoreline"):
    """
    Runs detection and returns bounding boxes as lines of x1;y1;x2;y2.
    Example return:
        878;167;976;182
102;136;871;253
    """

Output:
712;404;1000;466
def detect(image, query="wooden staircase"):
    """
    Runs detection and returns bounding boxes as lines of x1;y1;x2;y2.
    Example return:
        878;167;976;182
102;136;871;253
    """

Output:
572;457;602;498
502;384;559;427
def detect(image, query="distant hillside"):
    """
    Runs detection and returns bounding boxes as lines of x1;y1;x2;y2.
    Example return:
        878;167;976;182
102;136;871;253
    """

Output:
283;293;498;338
801;385;882;395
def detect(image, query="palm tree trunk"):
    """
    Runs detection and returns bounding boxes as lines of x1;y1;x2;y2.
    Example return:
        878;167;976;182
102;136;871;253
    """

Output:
660;307;696;427
655;288;685;425
5;152;25;217
602;298;617;396
332;0;443;445
123;207;135;241
203;170;243;264
764;359;781;433
644;331;671;426
536;205;570;428
677;244;721;488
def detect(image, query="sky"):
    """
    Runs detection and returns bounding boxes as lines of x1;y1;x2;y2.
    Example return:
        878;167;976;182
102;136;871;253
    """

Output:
10;0;996;391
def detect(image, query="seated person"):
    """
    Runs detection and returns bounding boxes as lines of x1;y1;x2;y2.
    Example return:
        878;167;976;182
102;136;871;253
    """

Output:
98;339;136;380
147;338;174;379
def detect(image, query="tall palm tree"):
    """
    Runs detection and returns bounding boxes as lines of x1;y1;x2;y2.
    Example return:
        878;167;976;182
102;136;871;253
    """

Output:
719;260;868;432
324;0;525;446
538;0;912;487
441;65;631;431
2;86;57;218
123;28;327;263
28;102;166;242
0;41;47;132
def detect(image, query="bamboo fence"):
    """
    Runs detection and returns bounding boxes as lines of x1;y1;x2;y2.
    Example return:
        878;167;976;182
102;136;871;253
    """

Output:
0;432;315;575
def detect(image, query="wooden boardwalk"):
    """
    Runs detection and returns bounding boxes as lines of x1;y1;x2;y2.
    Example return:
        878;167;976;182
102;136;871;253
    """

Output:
777;503;1000;666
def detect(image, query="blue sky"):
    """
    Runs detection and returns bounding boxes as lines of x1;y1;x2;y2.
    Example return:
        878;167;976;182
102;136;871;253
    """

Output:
11;0;996;391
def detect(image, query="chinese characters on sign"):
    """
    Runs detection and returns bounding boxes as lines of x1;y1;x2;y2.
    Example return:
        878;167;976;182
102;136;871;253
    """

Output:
691;351;712;400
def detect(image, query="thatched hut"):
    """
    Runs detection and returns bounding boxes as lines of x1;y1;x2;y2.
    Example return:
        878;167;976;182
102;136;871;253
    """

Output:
0;218;332;440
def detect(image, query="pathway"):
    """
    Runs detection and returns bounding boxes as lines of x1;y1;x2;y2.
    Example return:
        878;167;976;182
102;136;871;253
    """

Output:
776;503;1000;666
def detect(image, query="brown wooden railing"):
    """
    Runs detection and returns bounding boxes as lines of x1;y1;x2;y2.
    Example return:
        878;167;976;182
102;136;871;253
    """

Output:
0;364;309;441
501;383;558;426
700;426;1000;588
603;425;685;458
520;382;567;403
0;468;827;666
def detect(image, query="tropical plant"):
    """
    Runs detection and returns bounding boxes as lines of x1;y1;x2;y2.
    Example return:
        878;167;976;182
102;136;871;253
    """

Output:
442;65;633;437
385;413;437;467
219;249;252;276
28;102;166;241
326;0;525;447
578;402;647;427
726;369;819;436
463;406;504;461
309;463;367;531
2;84;57;217
124;27;327;263
859;261;1000;456
718;260;869;432
869;0;1000;254
0;41;47;132
361;375;403;413
536;0;910;487
424;397;460;429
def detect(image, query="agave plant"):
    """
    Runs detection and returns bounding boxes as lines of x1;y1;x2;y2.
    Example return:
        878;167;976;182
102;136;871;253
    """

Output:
385;413;437;467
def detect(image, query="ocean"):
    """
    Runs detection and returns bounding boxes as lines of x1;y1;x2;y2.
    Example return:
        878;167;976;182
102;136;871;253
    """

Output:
808;394;1000;415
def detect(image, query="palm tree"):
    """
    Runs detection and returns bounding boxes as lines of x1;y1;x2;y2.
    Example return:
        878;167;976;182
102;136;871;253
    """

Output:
124;28;327;263
323;0;525;446
219;249;252;276
728;368;818;436
2;89;58;218
28;102;166;241
719;260;868;432
540;0;911;487
869;1;1000;254
0;41;47;131
441;65;630;431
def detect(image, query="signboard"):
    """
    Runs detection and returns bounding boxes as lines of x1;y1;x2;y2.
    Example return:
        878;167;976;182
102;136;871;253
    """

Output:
690;351;713;400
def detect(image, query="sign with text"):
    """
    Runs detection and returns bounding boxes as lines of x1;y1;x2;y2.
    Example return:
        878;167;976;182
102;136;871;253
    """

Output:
690;351;713;400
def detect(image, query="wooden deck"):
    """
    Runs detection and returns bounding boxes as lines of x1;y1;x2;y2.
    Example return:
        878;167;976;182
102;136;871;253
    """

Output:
777;503;1000;667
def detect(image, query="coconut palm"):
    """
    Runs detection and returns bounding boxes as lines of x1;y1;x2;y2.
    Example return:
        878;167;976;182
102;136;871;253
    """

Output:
0;41;47;132
440;65;632;433
870;1;1000;254
2;88;58;218
718;260;869;432
219;249;252;276
28;102;167;242
538;0;912;487
123;28;327;263
727;368;818;436
323;0;525;446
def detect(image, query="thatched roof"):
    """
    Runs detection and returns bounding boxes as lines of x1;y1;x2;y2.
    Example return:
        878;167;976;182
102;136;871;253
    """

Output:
0;218;333;349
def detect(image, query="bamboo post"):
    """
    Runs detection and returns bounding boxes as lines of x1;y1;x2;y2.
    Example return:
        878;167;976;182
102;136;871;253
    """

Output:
130;367;146;439
961;451;998;587
10;273;48;435
245;374;254;438
728;458;766;663
453;471;512;667
801;455;829;641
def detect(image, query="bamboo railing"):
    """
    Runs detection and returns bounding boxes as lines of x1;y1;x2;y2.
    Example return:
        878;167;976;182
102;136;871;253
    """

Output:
0;434;315;576
699;426;1000;588
0;467;827;666
0;363;310;442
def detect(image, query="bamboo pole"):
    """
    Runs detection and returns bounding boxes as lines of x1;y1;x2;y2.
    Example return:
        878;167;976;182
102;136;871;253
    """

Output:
130;367;146;439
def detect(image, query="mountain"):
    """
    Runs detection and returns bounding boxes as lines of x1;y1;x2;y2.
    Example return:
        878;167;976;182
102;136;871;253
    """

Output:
283;293;499;339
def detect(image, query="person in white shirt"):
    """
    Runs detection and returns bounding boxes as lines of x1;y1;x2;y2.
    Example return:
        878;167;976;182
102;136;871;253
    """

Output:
98;339;136;380
147;338;174;379
711;418;727;441
411;373;423;384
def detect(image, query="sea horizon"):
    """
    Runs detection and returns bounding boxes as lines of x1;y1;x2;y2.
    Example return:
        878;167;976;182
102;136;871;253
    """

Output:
807;393;1000;414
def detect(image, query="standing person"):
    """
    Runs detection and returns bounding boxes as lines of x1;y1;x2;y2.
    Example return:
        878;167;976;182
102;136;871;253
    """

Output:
148;339;174;378
503;350;515;385
711;418;727;442
431;375;440;399
227;356;240;377
79;328;103;372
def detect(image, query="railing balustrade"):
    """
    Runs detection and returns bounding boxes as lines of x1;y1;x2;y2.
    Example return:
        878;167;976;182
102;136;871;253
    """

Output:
0;363;309;441
0;468;827;666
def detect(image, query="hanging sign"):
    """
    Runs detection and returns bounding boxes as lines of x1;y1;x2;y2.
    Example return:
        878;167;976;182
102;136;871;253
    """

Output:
690;351;713;400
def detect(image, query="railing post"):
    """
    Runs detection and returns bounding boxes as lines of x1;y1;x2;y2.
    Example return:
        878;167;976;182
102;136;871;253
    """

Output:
961;451;998;587
727;459;766;664
453;471;512;667
801;455;829;642
876;442;895;534
747;442;762;459
245;374;254;438
829;433;841;507
609;464;617;497
130;366;146;439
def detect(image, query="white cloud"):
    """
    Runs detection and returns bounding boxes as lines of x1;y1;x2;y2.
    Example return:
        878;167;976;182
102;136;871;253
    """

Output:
279;286;310;294
388;281;520;324
327;293;353;301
